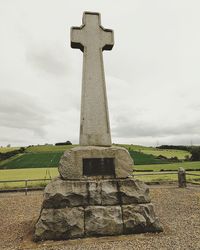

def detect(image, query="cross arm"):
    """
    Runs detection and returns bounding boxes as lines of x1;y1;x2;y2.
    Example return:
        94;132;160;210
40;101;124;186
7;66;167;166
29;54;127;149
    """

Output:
71;26;84;52
101;28;114;51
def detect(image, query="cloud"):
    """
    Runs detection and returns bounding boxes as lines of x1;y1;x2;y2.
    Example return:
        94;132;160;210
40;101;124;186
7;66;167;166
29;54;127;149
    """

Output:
26;43;68;77
112;119;200;138
1;1;200;146
0;90;51;138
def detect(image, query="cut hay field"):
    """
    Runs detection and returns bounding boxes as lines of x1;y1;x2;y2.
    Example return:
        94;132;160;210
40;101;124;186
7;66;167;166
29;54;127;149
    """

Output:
25;145;74;153
134;161;200;171
135;171;200;183
0;168;59;189
0;147;20;153
1;161;200;189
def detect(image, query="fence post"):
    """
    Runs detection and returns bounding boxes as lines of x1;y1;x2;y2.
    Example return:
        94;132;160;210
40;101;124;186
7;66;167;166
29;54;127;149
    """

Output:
178;167;186;188
25;179;28;195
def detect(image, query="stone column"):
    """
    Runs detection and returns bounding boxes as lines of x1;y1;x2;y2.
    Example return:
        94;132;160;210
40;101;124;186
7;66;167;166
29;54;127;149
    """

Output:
71;12;114;146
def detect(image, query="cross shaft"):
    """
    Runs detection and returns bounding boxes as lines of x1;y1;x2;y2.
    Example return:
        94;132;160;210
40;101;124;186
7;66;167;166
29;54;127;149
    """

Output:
71;12;114;146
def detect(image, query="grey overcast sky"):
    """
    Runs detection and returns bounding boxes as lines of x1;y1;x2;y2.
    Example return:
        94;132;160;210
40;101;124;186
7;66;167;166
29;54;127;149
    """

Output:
1;0;200;147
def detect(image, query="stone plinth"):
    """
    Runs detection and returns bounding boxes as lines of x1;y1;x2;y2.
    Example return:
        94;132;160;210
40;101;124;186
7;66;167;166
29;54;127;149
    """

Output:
34;177;163;241
58;146;133;179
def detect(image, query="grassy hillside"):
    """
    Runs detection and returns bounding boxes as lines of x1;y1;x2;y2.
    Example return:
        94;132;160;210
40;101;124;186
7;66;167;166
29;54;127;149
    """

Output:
1;149;166;169
25;145;74;153
122;144;190;160
0;152;63;169
0;144;192;169
0;147;20;153
129;150;171;165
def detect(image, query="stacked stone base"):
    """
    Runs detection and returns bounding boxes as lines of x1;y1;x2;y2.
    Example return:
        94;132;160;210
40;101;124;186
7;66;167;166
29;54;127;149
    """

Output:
34;177;163;241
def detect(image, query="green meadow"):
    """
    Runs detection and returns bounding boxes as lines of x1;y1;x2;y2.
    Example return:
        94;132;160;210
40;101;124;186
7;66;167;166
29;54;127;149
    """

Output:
0;168;59;189
135;171;200;183
0;144;199;189
0;152;63;169
0;144;191;169
134;161;200;171
122;144;190;160
0;166;200;189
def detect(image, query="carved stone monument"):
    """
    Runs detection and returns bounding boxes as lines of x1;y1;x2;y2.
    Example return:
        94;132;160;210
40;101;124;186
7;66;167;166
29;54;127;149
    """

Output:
34;12;163;241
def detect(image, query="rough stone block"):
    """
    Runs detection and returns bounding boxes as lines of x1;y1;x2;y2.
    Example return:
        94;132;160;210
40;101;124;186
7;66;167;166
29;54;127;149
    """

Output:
88;180;119;205
122;204;163;234
119;178;150;204
42;178;88;209
101;180;119;205
58;146;133;179
85;206;123;236
88;181;102;205
34;207;84;241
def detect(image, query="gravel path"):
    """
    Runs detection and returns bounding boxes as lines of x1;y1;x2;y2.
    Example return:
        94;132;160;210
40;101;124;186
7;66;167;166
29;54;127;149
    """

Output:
0;185;200;250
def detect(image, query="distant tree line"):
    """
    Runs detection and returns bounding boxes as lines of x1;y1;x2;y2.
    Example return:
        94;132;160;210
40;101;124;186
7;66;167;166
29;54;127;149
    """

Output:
55;141;72;146
157;145;200;161
156;145;190;151
0;147;25;161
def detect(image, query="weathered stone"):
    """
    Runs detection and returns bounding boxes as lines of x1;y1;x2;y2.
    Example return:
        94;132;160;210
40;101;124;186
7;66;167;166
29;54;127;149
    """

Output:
59;146;133;179
178;167;187;188
41;177;151;209
42;177;88;208
88;181;102;205
85;206;123;236
87;179;119;205
119;178;150;204
101;180;119;205
34;207;84;241
71;12;114;146
122;204;163;234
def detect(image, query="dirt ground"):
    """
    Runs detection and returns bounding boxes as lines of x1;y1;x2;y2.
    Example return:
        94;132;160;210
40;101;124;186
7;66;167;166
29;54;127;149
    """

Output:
0;185;200;250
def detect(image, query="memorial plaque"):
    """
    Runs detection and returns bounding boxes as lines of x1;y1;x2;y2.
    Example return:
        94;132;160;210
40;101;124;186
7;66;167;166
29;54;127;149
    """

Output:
83;158;115;176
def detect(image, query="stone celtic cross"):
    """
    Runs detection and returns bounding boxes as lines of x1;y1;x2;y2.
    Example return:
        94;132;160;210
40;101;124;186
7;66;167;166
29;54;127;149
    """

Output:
71;12;114;146
34;13;163;241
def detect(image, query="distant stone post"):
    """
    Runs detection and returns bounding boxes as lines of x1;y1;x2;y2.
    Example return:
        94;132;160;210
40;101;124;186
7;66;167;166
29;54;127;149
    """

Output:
178;167;187;188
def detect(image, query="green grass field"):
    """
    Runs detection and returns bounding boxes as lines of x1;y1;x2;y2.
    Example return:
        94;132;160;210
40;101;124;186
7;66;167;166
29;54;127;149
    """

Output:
135;171;200;183
0;147;19;153
0;166;200;189
25;145;74;153
0;168;59;189
0;150;165;169
129;150;171;165
134;161;200;171
1;144;191;169
0;152;63;169
122;144;190;160
0;144;199;189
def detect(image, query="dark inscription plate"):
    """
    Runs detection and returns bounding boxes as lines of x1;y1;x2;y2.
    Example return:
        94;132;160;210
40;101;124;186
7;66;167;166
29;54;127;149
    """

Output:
83;158;115;176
